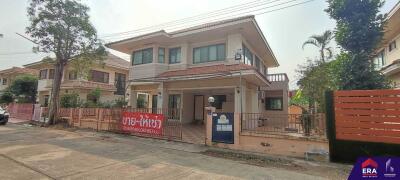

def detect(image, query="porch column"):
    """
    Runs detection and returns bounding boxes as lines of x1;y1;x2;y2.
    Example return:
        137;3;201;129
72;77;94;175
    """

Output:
157;83;168;109
234;83;246;113
250;87;259;113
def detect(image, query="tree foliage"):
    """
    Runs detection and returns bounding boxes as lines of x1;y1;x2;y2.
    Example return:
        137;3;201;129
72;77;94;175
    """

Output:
9;75;38;103
325;0;391;90
60;92;80;108
296;58;340;112
0;91;14;104
302;30;334;63
26;0;106;124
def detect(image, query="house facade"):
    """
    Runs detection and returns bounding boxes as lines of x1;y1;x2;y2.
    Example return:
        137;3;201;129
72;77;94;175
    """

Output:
0;67;38;94
376;2;400;87
24;54;129;106
107;15;288;123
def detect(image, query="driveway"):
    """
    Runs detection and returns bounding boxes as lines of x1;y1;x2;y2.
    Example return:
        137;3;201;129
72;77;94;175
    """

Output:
0;123;350;180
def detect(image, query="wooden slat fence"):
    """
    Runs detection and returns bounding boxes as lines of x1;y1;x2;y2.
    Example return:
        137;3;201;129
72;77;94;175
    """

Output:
334;89;400;144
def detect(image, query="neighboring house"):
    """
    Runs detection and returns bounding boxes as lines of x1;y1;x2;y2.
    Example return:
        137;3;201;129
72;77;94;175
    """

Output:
107;15;288;123
23;54;129;106
0;67;38;94
375;2;400;87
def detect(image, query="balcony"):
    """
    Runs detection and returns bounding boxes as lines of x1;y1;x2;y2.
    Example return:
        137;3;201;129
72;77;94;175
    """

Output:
37;79;53;91
129;63;168;81
61;80;116;91
267;73;288;82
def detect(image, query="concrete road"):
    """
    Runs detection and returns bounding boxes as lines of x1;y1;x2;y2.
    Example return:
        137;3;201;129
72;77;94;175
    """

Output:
0;123;348;180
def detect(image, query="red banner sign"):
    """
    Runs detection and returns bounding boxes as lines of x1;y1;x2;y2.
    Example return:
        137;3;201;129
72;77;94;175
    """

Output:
121;112;164;135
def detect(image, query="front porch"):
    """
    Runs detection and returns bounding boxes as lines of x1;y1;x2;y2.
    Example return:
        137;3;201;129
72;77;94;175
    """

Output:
128;77;261;144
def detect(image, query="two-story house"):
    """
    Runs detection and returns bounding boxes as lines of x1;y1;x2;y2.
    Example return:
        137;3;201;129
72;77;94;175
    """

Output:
0;67;38;95
107;15;288;124
23;54;129;106
376;2;400;87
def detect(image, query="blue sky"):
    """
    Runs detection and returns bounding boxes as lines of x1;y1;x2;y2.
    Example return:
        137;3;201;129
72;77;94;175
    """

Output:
0;0;398;89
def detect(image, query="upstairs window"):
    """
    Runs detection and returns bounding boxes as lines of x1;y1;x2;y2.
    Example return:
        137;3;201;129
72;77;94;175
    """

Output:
39;69;47;80
255;56;260;71
389;40;397;52
2;78;7;85
48;69;55;79
242;44;253;65
263;64;267;76
132;48;153;65
373;50;385;69
169;47;181;64
193;44;225;64
89;70;109;83
158;48;165;63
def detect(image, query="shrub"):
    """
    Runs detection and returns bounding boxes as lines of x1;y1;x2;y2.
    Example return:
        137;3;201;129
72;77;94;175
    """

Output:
0;91;14;104
114;97;127;108
60;93;80;108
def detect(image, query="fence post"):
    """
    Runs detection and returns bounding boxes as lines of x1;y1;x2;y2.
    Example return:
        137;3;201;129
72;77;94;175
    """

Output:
325;91;336;161
96;108;100;131
69;108;73;126
78;108;82;127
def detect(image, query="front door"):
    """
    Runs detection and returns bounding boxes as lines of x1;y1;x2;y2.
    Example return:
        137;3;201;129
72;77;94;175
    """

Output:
194;95;204;123
152;95;157;113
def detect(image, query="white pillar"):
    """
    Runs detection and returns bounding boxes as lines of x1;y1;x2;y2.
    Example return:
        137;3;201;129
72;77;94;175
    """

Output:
157;83;168;109
234;82;246;113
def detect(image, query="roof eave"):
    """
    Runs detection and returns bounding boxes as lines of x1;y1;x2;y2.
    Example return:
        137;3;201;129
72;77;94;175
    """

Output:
250;18;279;67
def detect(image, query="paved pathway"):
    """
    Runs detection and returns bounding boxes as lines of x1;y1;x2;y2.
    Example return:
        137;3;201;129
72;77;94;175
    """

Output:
0;123;349;180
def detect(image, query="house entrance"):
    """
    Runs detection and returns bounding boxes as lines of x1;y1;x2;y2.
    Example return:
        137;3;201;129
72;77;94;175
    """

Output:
194;95;204;124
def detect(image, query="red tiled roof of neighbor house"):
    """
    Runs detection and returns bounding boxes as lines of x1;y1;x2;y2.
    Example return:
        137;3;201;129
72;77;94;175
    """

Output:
0;67;38;76
157;64;256;78
104;54;130;70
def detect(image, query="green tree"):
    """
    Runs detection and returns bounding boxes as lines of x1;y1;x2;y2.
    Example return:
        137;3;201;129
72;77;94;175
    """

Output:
9;75;38;103
0;91;14;104
325;0;391;90
296;55;345;113
26;0;106;125
302;30;334;63
87;88;101;104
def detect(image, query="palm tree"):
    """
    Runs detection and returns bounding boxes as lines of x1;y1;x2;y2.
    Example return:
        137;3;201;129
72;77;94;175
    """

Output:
302;30;333;63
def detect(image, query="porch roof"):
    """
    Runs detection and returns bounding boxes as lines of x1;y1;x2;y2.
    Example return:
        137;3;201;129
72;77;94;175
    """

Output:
130;64;270;86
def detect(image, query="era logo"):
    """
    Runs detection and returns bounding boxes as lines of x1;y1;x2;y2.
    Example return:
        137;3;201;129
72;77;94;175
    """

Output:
362;158;378;177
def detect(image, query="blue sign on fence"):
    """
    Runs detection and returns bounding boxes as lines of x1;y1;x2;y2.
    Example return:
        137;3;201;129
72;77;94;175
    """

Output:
212;112;234;144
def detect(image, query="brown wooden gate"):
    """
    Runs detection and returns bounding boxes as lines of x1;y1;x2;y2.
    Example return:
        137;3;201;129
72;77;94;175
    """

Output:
326;90;400;162
333;89;400;144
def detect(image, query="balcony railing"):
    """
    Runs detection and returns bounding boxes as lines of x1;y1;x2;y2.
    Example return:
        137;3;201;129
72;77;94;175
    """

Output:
267;73;288;82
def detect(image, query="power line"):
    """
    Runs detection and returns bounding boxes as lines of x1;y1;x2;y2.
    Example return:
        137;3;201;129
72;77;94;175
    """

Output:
101;0;314;42
101;0;294;40
100;0;304;40
100;0;275;38
0;51;37;55
143;0;312;37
